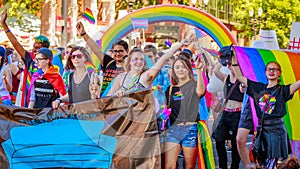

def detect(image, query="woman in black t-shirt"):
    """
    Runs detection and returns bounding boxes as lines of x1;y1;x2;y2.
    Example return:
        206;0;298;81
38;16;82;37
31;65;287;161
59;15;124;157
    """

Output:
162;56;205;169
232;54;300;168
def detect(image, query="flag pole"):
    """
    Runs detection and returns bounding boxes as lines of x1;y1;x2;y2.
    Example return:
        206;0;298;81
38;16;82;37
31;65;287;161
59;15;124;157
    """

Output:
143;28;146;46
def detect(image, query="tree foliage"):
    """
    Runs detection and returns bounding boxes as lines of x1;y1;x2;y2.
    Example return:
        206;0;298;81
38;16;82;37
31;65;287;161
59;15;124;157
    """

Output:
233;0;300;48
0;0;44;22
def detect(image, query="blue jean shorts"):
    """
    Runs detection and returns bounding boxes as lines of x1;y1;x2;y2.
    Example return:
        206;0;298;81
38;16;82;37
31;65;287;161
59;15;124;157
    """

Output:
162;124;198;147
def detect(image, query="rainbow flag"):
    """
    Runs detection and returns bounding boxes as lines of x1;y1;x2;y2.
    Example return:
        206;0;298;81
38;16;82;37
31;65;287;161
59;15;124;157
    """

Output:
197;121;215;169
202;47;218;58
82;8;95;24
234;46;300;140
85;61;96;74
91;53;101;71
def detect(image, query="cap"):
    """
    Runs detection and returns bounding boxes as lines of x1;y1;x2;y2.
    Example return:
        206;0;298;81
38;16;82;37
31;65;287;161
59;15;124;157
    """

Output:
38;47;53;59
0;46;6;58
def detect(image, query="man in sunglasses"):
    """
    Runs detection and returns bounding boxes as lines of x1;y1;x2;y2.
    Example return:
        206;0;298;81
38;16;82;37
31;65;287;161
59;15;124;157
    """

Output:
1;9;51;107
77;22;129;96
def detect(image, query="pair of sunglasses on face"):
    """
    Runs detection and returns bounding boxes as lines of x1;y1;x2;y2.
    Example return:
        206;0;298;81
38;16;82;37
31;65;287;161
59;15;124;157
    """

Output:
34;57;48;62
70;54;85;59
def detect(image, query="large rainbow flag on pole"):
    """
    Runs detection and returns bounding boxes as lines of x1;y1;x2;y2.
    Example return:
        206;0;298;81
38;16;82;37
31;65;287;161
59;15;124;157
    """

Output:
234;46;300;141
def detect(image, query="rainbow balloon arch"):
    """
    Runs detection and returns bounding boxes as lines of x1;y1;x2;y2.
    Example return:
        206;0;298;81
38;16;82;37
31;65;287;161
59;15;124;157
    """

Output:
101;5;237;52
98;5;300;143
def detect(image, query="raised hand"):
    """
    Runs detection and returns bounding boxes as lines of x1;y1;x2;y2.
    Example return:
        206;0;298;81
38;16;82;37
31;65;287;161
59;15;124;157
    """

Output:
1;9;7;25
182;35;194;46
76;22;86;35
195;57;205;71
89;72;101;99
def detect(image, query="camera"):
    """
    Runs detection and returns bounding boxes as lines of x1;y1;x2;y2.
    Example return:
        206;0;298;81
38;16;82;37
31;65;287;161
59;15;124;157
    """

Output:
218;44;233;66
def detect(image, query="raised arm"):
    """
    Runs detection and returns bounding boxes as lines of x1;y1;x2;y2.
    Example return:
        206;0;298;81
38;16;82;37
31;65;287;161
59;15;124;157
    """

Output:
213;62;227;82
195;58;205;97
231;52;248;87
146;37;192;82
289;80;300;95
76;22;104;63
1;9;26;58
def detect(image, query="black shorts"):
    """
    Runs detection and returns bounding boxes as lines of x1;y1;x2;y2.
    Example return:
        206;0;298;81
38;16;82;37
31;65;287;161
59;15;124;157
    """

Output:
238;99;254;134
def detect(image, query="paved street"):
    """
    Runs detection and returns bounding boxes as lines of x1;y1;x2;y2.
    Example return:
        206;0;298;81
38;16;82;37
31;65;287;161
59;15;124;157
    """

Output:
177;115;253;169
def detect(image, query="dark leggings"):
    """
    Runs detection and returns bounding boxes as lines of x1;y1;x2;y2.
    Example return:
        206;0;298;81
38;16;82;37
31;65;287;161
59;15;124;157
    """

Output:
214;111;241;169
216;138;240;169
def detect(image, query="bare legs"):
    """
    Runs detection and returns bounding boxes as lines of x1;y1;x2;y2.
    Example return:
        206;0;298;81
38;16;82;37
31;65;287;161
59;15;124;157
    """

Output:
163;142;198;169
237;128;252;168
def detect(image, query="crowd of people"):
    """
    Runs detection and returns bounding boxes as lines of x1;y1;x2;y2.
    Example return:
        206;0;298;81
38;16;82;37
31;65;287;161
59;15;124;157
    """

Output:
1;9;300;169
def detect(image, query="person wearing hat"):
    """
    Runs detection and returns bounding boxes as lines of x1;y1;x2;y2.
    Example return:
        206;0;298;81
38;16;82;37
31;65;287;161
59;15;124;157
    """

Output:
212;45;244;169
0;46;12;105
28;48;66;108
1;9;50;107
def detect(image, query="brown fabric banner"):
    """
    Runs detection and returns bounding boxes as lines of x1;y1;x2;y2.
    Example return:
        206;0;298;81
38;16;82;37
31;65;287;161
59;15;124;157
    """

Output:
0;89;161;169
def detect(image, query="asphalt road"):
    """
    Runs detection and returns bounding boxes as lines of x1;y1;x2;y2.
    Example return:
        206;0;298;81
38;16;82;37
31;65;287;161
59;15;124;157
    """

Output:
177;115;253;169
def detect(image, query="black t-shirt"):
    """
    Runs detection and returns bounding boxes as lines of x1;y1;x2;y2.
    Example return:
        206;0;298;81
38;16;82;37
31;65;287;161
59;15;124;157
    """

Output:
246;79;293;119
22;51;35;73
33;77;58;108
101;55;125;96
165;80;201;125
224;75;243;102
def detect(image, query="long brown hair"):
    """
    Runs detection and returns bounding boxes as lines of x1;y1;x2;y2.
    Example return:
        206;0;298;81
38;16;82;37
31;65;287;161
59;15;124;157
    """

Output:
67;46;92;70
171;56;195;85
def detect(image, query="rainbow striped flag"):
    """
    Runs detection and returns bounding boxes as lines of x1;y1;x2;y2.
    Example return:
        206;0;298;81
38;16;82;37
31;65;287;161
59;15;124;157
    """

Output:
82;8;95;24
85;61;96;74
91;53;101;71
234;46;300;140
197;121;215;169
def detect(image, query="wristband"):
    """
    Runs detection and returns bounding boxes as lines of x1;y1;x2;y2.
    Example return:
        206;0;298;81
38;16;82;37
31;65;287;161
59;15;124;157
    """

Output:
80;32;86;36
5;29;11;33
232;63;239;66
56;98;62;103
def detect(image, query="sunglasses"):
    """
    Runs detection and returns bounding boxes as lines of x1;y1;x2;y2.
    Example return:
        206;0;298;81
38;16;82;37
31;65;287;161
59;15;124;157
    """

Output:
113;50;124;53
71;54;84;59
34;57;48;62
266;68;281;72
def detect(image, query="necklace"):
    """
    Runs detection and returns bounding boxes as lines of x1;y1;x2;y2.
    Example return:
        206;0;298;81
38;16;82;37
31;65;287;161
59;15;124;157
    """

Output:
74;71;86;87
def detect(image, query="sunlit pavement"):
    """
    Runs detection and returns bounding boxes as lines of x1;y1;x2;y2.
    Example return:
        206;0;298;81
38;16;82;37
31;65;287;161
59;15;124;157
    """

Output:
177;114;253;169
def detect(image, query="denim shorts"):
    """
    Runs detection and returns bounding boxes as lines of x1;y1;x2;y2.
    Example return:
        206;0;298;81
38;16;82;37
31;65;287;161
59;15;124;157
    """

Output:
162;124;198;147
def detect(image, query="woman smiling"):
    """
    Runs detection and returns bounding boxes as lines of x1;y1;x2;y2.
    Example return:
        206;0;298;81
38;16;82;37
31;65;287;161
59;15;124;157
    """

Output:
108;36;193;96
52;46;100;109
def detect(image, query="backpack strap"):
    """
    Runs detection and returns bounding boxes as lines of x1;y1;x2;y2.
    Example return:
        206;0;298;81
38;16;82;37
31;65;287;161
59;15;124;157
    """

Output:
68;72;74;103
167;85;173;108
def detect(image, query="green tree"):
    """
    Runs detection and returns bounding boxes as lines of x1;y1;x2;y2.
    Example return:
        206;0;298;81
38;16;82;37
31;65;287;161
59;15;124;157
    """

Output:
0;0;44;22
233;0;300;48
